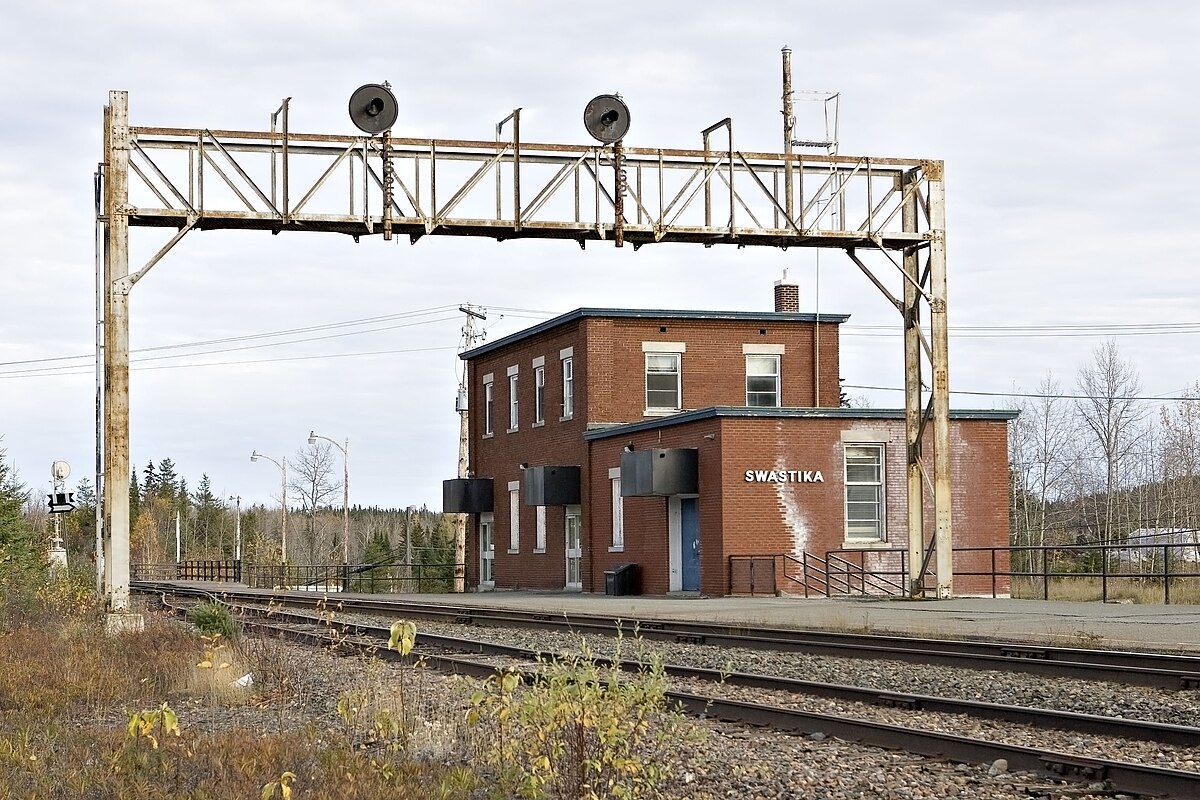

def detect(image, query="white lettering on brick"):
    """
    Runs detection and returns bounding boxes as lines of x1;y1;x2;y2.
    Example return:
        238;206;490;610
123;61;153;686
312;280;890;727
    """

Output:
743;469;824;483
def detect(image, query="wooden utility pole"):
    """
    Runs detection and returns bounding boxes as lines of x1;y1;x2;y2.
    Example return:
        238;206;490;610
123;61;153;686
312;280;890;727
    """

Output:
455;304;486;592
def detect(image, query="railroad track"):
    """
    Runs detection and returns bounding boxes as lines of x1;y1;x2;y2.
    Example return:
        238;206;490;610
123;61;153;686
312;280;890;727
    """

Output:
133;581;1200;689
143;586;1200;798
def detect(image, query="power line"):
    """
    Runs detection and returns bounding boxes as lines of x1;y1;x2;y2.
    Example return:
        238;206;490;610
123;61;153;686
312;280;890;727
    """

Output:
0;345;457;380
843;383;1197;403
0;304;462;369
0;313;461;377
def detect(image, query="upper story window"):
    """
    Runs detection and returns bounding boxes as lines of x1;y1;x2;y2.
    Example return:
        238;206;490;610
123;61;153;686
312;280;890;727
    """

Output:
561;349;574;420
746;354;781;407
534;365;546;424
844;444;885;542
645;352;682;411
483;379;494;435
507;365;519;432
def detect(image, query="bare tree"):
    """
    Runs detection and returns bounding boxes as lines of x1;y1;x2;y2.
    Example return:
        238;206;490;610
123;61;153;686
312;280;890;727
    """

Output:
1010;374;1079;574
1074;340;1147;544
290;442;341;562
1158;384;1200;536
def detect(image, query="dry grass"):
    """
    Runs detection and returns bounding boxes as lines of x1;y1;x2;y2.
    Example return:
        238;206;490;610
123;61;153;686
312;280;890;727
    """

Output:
1011;576;1200;604
0;585;484;799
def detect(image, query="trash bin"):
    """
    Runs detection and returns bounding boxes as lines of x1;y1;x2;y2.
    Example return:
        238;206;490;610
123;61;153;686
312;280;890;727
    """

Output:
604;563;639;596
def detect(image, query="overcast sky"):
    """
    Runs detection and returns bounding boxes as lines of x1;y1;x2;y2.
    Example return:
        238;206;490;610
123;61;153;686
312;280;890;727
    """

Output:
2;1;1197;510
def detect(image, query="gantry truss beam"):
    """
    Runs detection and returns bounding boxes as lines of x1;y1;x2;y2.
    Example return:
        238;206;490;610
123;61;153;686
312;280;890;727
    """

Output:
121;120;940;248
98;91;952;613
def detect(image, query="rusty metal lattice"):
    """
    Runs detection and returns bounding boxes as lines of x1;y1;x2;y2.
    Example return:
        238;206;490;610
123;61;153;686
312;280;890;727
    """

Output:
122;119;939;249
98;91;952;613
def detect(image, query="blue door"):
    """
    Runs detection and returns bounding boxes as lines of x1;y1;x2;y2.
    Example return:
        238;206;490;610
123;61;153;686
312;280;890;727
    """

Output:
681;498;700;591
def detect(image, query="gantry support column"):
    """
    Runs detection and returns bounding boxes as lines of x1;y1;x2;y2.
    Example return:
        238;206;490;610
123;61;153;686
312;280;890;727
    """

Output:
101;90;139;628
927;163;953;598
901;168;925;596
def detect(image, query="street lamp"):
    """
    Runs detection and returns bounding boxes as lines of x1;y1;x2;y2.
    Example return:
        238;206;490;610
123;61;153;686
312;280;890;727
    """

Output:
228;495;242;561
250;451;288;564
308;431;349;564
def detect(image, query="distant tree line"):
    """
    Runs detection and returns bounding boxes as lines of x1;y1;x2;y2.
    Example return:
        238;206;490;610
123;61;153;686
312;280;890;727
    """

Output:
1009;339;1200;574
7;440;456;574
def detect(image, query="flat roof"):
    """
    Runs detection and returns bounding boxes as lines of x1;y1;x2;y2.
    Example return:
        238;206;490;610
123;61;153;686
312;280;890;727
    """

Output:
462;307;851;360
583;406;1019;440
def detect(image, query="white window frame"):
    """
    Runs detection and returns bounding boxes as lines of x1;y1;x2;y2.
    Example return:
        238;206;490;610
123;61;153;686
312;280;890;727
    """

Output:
535;505;547;552
561;351;574;420
507;366;519;432
643;346;683;412
844;444;885;543
745;353;781;407
565;505;583;590
479;513;495;586
483;380;494;436
534;365;546;425
609;467;624;552
508;481;521;553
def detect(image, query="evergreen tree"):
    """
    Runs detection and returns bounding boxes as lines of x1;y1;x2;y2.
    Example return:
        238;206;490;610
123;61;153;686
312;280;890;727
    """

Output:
129;470;141;522
155;458;178;501
141;461;157;502
355;530;394;592
191;474;224;558
75;478;96;507
0;448;40;576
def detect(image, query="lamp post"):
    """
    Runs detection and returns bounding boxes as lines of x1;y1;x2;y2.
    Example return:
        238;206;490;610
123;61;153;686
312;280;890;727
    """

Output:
250;451;288;564
308;431;349;564
228;495;242;561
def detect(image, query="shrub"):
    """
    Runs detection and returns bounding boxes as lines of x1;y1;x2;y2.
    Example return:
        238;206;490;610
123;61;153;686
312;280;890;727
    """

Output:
186;601;241;640
467;639;699;800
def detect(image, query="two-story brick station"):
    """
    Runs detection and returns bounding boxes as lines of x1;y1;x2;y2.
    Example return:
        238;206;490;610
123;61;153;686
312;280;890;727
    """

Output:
443;278;1016;597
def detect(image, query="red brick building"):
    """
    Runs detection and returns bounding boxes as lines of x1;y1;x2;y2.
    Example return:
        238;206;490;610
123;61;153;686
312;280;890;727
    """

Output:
444;279;1016;597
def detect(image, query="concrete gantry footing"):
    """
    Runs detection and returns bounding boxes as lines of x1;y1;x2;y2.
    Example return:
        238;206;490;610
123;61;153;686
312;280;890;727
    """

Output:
105;612;145;635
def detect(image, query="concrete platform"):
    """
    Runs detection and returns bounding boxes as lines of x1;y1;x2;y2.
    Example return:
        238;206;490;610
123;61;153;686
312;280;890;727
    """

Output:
385;592;1200;654
165;582;1200;653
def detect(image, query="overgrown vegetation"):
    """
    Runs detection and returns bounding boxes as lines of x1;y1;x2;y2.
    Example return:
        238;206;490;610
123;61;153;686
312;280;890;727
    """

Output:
467;638;700;799
186;600;242;640
0;567;703;799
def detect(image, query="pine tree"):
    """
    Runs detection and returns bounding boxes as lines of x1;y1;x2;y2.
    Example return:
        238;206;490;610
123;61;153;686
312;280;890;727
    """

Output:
141;461;157;503
75;478;96;508
129;470;141;521
155;458;178;501
0;448;39;576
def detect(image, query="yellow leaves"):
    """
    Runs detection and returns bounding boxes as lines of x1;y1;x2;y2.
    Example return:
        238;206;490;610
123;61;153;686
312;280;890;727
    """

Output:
126;702;180;750
464;651;690;799
387;620;417;657
196;633;230;671
260;770;297;800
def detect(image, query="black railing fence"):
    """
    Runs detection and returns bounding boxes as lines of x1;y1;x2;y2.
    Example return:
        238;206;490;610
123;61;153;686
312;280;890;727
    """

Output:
131;561;462;594
730;541;1200;604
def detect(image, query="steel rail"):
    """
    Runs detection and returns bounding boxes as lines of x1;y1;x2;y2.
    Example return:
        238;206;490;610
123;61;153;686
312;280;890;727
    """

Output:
149;590;1200;749
133;583;1200;689
154;595;1200;800
668;693;1200;800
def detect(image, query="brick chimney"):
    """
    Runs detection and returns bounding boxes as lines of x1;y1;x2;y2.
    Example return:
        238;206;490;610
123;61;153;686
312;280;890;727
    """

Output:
774;270;800;312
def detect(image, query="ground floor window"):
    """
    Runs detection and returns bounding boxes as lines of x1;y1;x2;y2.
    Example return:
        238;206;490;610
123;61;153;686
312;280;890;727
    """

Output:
844;444;885;542
479;513;495;585
535;505;547;552
610;470;624;551
508;482;520;552
565;506;582;589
